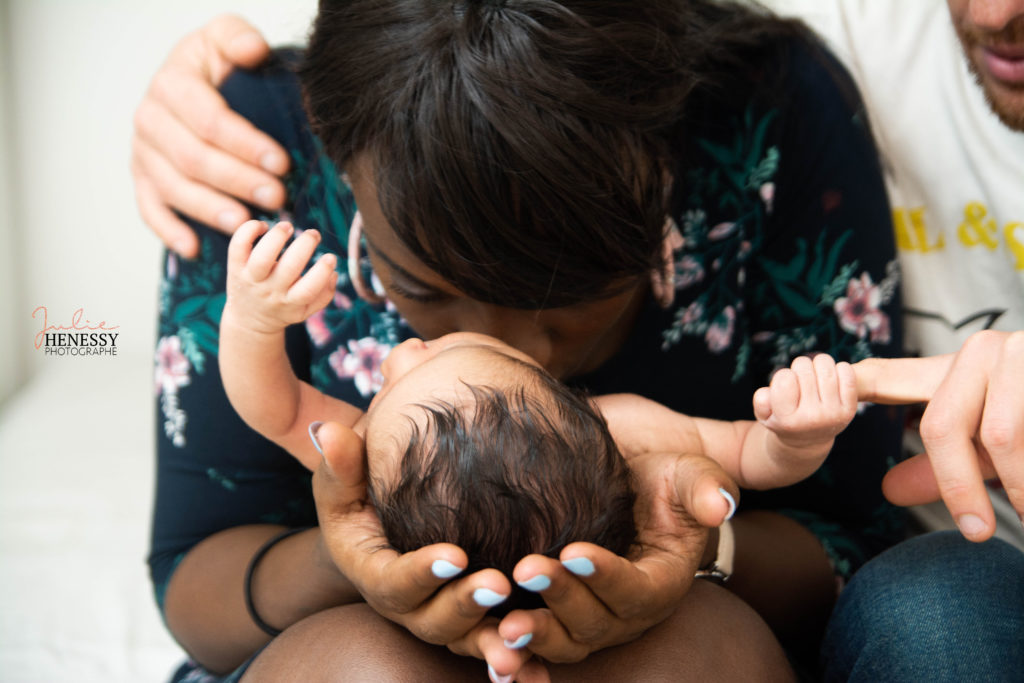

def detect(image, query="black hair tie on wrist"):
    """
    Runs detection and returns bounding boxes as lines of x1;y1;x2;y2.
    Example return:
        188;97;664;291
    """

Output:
244;527;312;637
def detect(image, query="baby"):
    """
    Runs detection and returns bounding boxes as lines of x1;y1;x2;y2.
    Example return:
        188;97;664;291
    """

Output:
219;220;859;609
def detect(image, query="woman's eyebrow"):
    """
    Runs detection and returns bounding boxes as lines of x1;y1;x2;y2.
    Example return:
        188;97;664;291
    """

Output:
362;234;445;293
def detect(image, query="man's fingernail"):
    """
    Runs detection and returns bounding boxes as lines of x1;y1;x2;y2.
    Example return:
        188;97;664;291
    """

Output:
472;588;508;608
308;421;324;455
217;210;243;232
957;513;987;539
561;557;595;577
253;184;275;207
719;488;737;520
488;664;513;683
517;574;551;592
431;560;463;579
260;151;286;174
503;633;533;649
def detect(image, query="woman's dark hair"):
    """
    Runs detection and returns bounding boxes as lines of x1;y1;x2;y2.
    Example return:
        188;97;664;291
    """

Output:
367;367;636;614
301;0;810;308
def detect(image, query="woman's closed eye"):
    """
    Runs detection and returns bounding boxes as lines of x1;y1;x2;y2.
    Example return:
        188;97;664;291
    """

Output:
387;278;452;304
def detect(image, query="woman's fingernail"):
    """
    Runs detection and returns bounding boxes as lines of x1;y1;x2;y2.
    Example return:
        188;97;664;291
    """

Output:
488;664;513;683
217;210;243;232
957;513;986;539
719;487;737;520
431;559;463;579
517;574;551;592
260;151;286;174
253;184;275;207
561;557;595;577
503;633;533;650
308;421;324;455
472;588;508;608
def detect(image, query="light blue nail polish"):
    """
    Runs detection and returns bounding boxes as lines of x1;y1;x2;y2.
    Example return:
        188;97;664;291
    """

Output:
488;664;512;683
473;588;508;608
503;633;533;650
431;559;463;579
562;557;595;577
308;421;324;455
517;574;551;592
719;487;737;520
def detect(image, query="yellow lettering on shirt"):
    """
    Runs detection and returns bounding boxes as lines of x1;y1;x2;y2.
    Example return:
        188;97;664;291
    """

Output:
958;202;999;250
893;206;945;252
1006;223;1024;270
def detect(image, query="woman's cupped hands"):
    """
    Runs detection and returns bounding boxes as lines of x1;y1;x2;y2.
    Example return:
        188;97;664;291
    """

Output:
311;418;739;682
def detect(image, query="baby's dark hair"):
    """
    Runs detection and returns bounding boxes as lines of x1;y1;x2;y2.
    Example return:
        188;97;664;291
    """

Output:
367;364;636;613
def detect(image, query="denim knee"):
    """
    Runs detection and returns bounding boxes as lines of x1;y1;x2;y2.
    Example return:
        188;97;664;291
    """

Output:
821;531;1024;682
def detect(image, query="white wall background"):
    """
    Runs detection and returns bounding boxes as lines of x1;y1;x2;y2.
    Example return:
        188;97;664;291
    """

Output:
0;2;316;681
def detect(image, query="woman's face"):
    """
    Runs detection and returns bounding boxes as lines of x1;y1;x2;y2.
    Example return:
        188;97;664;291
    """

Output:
347;160;649;380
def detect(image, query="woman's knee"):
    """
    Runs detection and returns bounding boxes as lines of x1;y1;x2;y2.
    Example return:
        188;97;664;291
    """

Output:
549;580;795;682
241;603;481;683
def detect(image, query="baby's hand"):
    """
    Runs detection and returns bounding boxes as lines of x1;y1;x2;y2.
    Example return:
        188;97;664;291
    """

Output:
753;354;857;450
225;220;338;334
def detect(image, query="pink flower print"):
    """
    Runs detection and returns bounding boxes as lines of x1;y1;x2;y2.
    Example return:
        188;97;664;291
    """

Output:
760;182;775;214
834;272;892;343
329;337;391;396
681;300;704;325
305;309;332;347
675;255;705;290
154;335;191;395
333;292;353;310
705;306;736;353
707;222;737;241
166;252;178;280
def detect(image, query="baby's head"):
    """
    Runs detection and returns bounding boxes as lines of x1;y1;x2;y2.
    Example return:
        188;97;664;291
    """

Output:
356;333;636;612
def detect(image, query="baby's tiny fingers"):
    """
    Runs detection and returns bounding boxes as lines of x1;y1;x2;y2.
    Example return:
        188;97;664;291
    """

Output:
287;253;338;305
247;221;293;279
227;219;268;273
752;386;773;422
812;354;841;408
836;362;858;412
273;229;322;287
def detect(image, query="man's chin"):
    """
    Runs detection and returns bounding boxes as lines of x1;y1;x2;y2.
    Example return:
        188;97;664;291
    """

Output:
966;55;1024;131
980;79;1024;131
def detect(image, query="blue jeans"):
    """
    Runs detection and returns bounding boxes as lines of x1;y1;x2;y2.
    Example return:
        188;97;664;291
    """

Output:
821;530;1024;682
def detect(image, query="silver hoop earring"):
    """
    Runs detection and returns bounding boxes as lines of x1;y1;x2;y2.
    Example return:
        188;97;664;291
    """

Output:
347;211;386;305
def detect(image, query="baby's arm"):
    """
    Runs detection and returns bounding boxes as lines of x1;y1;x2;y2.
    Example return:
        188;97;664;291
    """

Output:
597;355;856;490
220;220;364;469
696;354;858;489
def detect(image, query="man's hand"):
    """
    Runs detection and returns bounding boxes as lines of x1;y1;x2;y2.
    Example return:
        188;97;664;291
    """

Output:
855;330;1024;542
131;15;289;257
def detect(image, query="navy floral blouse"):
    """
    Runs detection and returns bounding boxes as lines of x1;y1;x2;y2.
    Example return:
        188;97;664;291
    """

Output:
151;43;904;681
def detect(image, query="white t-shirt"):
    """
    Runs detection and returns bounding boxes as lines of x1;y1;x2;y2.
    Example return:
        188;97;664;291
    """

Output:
762;0;1024;546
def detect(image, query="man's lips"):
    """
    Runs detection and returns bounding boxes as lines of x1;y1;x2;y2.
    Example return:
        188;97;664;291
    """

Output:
981;46;1024;84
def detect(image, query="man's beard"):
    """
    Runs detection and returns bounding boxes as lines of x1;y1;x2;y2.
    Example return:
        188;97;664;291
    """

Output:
964;56;1024;131
957;18;1024;132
